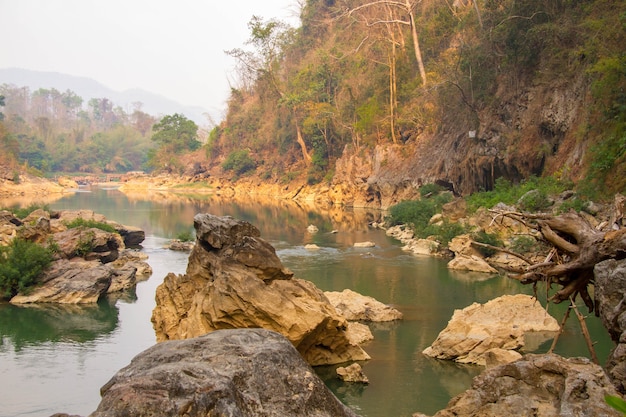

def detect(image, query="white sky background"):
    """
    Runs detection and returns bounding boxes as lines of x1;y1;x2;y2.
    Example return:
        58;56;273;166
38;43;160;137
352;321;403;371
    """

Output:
0;0;301;120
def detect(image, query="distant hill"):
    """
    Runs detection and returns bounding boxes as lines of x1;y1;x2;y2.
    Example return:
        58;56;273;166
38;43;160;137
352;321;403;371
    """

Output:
0;68;210;126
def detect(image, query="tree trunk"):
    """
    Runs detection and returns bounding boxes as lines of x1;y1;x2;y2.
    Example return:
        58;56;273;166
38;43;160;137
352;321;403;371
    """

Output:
406;0;427;86
481;196;626;313
295;123;312;166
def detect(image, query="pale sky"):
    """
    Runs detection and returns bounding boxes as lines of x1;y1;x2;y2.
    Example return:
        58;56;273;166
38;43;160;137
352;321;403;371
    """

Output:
0;0;300;120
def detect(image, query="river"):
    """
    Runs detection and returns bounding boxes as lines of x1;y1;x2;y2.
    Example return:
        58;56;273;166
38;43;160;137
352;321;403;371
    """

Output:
0;186;615;417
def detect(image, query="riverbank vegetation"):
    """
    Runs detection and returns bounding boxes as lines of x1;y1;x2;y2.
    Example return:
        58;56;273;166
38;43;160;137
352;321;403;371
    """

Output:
2;0;625;202
0;238;53;299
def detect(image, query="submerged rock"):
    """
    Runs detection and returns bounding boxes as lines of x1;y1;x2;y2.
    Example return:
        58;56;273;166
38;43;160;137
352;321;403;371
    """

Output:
423;294;559;365
415;354;622;417
91;329;360;417
151;213;370;366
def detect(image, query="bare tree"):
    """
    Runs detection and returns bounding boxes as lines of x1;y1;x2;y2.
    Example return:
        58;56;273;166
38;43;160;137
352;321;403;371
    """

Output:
339;0;427;86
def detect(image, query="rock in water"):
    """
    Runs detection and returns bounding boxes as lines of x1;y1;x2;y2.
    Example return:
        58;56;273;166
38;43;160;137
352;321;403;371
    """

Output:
422;294;559;365
91;329;360;417
422;354;622;417
324;288;403;321
151;214;370;366
10;259;113;304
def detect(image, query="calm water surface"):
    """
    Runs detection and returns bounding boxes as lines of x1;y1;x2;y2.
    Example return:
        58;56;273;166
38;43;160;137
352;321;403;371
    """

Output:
0;187;614;417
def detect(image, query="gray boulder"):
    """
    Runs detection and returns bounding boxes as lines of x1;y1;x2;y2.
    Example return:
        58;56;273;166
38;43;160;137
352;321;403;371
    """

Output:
91;328;360;417
10;259;113;304
595;258;626;393
417;353;622;417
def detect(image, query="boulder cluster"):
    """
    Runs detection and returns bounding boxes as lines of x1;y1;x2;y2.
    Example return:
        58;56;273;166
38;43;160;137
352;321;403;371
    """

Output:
151;213;402;366
1;209;149;304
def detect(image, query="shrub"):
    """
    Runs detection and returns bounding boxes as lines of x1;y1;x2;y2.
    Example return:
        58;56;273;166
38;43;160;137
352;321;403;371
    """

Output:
509;235;539;254
419;183;444;197
517;189;552;212
0;238;53;300
176;230;194;242
65;218;117;233
75;230;96;257
387;191;452;231
471;230;503;257
466;175;571;213
427;220;468;246
222;149;256;175
4;204;50;219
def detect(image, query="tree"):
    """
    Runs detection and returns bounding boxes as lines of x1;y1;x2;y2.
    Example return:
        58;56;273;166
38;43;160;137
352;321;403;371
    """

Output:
151;113;200;153
0;95;5;121
227;16;315;165
339;0;427;86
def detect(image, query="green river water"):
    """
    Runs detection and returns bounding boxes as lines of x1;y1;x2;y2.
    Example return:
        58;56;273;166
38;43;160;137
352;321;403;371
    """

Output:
0;186;614;417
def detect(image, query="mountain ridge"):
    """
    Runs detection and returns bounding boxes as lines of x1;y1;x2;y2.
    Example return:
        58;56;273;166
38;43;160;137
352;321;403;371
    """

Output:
0;67;210;126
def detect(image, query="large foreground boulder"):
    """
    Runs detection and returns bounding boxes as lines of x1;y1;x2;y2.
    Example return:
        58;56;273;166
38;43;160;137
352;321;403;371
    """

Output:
595;258;626;393
152;214;370;366
91;328;360;417
423;294;559;365
414;354;622;417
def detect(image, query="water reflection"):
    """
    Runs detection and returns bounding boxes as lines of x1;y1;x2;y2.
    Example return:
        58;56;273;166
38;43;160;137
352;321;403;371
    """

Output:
0;299;119;351
1;186;616;417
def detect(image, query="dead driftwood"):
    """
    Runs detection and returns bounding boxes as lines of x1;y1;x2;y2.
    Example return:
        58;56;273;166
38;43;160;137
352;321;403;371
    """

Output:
471;194;626;362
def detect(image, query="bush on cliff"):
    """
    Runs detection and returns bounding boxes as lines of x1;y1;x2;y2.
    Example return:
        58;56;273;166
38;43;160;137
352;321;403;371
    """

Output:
0;238;53;300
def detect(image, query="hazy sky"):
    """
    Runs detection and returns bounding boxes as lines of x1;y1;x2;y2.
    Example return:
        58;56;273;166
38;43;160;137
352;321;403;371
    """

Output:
0;0;300;120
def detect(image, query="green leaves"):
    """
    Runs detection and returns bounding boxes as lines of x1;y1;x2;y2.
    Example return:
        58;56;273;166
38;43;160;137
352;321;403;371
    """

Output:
605;395;626;415
151;113;200;153
0;239;53;300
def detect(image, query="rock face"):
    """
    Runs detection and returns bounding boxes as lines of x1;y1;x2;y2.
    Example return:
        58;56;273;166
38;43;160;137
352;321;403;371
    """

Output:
420;354;622;417
595;258;626;393
423;294;559;365
91;328;360;417
151;214;370;366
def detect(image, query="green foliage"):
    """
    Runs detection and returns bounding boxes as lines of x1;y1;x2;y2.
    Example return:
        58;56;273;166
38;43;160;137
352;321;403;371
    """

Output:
74;230;96;257
517;189;552;212
606;395;626;415
176;230;194;242
558;197;587;213
471;231;503;257
64;218;117;233
419;183;445;197
467;176;571;213
0;238;53;300
429;220;468;247
151;113;200;153
509;235;540;254
388;191;453;234
222;149;256;175
7;204;50;219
